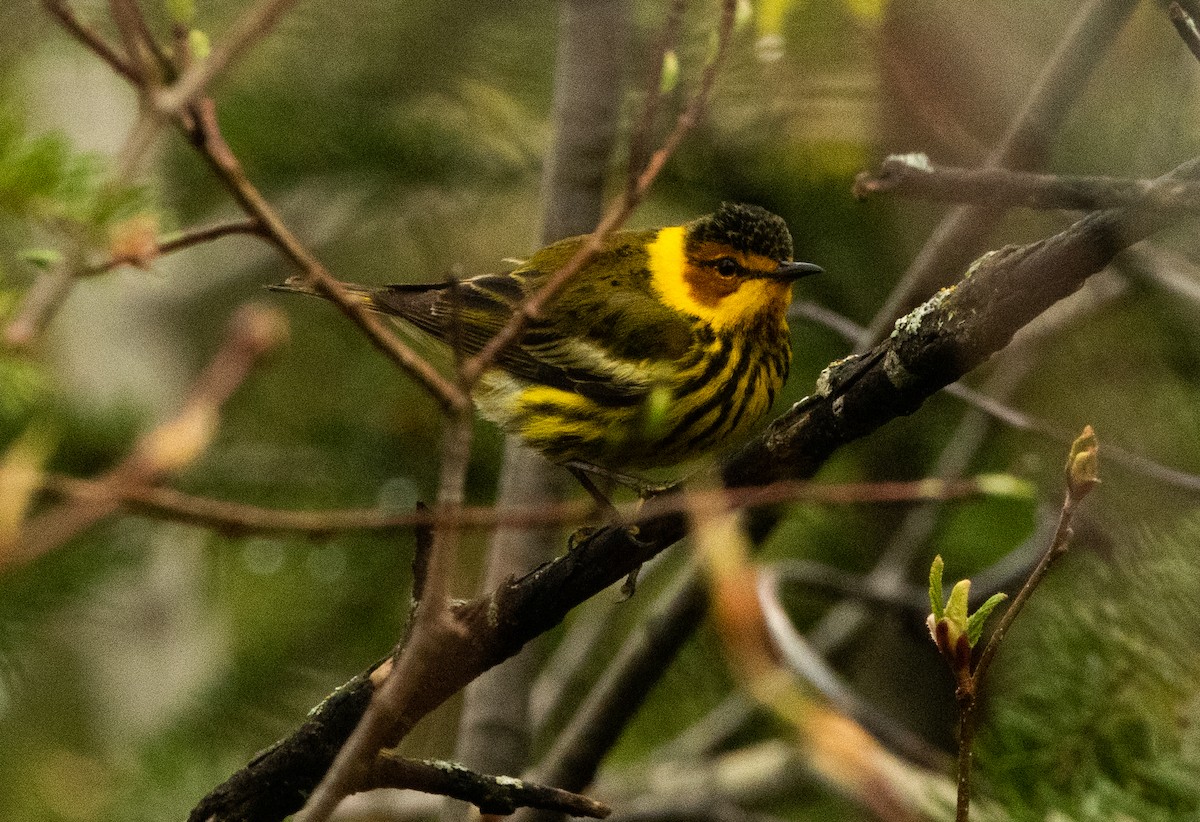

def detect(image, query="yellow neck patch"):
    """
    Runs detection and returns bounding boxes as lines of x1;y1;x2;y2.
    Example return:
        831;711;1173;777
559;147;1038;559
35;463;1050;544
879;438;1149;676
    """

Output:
646;225;791;331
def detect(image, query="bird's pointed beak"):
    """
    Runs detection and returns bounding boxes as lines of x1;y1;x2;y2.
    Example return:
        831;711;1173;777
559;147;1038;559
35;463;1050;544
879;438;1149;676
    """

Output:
768;260;823;282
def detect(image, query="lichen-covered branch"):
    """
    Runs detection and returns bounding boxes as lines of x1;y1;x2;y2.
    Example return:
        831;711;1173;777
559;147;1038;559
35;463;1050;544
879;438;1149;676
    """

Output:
366;756;610;819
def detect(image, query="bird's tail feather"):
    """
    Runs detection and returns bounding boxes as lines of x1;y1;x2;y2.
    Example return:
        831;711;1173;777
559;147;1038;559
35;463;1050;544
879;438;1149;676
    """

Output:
267;276;379;307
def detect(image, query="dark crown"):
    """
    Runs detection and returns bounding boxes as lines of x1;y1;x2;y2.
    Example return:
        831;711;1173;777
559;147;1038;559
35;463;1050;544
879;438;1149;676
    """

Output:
686;202;794;262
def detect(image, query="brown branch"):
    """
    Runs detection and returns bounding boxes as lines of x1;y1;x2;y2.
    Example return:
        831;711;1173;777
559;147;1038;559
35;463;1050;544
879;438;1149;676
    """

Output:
155;0;302;114
1170;1;1200;62
107;0;155;86
3;264;77;349
180;99;468;412
42;0;139;84
625;0;687;189
453;0;628;793
41;472;1009;538
854;155;1200;211
860;0;1139;347
296;407;475;822
90;217;265;273
364;755;610;819
459;0;738;386
0;303;287;573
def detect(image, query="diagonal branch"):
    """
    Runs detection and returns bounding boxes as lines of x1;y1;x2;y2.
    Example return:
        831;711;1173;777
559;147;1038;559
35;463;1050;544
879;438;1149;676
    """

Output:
366;755;611;819
0;304;287;573
180;99;469;411
855;155;1200;211
860;0;1140;346
42;0;139;84
459;0;738;386
155;0;302;114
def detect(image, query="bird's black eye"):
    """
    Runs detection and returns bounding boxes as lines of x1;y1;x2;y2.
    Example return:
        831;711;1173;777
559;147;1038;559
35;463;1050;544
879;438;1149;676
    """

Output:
714;257;739;277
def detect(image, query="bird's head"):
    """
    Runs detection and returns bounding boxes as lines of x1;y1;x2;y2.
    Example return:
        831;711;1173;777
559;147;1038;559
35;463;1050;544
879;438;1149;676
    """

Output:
646;203;821;331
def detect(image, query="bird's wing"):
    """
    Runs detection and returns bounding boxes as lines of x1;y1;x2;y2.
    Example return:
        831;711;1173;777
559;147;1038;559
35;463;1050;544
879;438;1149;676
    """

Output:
367;233;698;403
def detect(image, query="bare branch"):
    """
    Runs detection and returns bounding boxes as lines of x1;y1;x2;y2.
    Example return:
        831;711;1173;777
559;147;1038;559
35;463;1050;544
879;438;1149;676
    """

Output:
3;265;76;349
42;0;139;84
295;404;475;822
364;755;610;819
861;0;1140;346
855;155;1200;211
41;471;1010;538
459;0;738;386
0;304;287;573
155;0;302;114
182;99;469;412
107;0;155;86
90;217;265;273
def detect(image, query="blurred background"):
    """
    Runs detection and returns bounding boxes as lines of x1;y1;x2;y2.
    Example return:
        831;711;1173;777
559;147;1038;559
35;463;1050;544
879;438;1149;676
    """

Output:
2;1;1200;820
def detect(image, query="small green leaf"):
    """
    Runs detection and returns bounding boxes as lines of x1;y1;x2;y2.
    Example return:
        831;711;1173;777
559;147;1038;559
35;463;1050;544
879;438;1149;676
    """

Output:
659;50;679;95
19;248;63;269
641;383;673;440
1066;424;1100;499
189;29;212;61
928;554;945;620
946;578;970;628
975;473;1035;499
967;592;1009;646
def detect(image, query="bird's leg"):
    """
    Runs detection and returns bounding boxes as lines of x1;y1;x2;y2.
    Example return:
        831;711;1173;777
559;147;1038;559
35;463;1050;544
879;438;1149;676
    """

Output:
563;459;678;500
564;462;652;599
566;463;621;518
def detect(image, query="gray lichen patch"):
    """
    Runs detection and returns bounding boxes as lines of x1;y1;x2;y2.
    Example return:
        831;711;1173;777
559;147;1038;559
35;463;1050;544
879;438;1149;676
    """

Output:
892;285;956;340
882;347;917;390
815;354;867;396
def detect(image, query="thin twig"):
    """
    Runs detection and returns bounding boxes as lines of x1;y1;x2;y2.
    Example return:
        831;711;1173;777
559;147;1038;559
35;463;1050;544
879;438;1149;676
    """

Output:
460;0;738;386
854;156;1200;211
3;265;76;349
971;489;1083;685
938;428;1098;821
181;99;468;411
296;410;475;822
155;0;302;114
107;0;155;87
449;0;628;802
89;217;265;273
42;0;139;84
625;0;688;189
39;472;1012;538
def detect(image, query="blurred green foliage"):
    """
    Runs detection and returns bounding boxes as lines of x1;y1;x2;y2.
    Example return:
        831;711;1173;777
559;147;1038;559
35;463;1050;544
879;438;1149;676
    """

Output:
1;1;1200;821
978;522;1200;820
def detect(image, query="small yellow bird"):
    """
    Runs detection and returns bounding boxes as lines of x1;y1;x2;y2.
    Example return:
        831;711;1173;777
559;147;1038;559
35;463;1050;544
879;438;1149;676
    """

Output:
274;203;820;476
